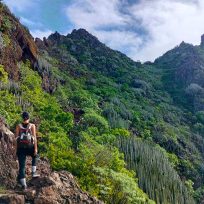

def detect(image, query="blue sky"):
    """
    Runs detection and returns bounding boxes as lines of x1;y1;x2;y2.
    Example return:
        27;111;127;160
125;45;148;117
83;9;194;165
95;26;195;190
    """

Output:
4;0;204;62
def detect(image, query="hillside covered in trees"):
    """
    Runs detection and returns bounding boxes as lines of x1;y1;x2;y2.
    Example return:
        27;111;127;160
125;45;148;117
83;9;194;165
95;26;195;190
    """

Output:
1;2;204;203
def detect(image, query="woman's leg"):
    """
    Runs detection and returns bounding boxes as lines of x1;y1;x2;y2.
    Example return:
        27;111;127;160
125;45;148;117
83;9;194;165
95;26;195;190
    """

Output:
31;154;37;167
30;148;40;177
18;153;26;179
17;153;27;188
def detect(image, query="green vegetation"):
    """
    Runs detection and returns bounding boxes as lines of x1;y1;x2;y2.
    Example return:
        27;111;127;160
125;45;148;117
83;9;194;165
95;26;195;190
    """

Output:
0;186;6;194
2;33;10;47
0;62;154;203
0;15;12;32
118;137;195;204
1;13;204;202
0;36;201;202
0;64;8;83
45;30;204;203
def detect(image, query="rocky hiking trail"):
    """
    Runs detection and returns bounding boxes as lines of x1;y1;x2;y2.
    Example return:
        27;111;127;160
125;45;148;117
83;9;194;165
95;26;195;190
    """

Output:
0;118;103;204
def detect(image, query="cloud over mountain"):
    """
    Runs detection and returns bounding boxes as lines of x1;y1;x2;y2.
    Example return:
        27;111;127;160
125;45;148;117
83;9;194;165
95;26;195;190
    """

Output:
66;0;204;61
4;0;204;62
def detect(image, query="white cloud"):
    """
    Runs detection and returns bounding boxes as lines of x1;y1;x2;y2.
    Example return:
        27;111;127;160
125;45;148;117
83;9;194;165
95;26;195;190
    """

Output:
30;29;53;40
66;0;143;60
6;0;204;61
94;30;143;54
66;0;129;30
129;0;204;61
65;0;204;62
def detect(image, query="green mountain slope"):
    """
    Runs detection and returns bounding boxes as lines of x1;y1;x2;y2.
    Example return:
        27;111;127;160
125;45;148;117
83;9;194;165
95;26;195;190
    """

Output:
1;2;204;203
155;39;204;112
35;29;204;202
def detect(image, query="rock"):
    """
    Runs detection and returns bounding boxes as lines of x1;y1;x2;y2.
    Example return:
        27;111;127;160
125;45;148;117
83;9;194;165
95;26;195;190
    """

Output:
35;38;47;50
0;117;18;189
201;34;204;47
34;197;60;204
0;194;25;204
0;6;38;80
27;171;103;204
24;189;36;201
47;31;62;44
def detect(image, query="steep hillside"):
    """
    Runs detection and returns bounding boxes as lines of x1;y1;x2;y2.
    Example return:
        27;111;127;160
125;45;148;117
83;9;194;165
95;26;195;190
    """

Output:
0;3;37;80
1;2;204;203
35;29;204;203
155;37;204;112
0;3;154;204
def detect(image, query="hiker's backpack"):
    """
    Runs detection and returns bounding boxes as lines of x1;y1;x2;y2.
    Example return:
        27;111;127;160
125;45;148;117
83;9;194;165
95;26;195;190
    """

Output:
17;123;35;149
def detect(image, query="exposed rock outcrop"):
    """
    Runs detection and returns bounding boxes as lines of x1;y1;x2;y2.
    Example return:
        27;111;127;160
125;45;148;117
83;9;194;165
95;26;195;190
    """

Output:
0;3;59;94
201;34;204;48
0;4;38;80
0;117;18;189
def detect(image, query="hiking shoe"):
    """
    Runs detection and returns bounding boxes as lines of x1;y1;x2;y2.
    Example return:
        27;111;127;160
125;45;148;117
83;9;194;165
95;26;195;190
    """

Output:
22;185;27;190
32;172;40;178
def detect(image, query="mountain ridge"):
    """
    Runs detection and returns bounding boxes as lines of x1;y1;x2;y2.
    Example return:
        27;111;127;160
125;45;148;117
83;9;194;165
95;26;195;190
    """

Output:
1;2;204;203
26;28;204;202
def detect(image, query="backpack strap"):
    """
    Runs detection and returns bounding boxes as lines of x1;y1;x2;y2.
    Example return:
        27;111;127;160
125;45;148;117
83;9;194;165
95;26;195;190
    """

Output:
17;123;35;148
28;123;33;134
19;123;32;134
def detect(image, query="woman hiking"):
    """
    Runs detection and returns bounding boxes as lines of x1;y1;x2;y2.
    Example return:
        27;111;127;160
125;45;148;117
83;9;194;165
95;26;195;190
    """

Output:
15;112;39;189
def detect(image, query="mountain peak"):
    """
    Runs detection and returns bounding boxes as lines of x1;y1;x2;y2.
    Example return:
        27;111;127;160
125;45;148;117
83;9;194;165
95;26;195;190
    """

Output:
69;28;100;44
71;28;90;35
179;41;188;46
48;31;63;42
201;34;204;47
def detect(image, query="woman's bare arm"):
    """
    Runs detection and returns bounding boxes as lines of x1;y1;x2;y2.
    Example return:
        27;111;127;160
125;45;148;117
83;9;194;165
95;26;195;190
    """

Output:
14;125;19;155
32;124;38;155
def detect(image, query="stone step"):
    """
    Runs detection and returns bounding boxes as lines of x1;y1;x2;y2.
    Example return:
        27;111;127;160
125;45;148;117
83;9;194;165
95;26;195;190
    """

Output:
0;193;25;204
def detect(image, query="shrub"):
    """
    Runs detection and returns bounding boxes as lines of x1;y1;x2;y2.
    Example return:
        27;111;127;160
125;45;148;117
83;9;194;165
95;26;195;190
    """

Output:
83;111;109;132
0;64;8;83
185;83;203;96
195;111;204;124
94;167;155;204
1;16;12;31
2;34;10;47
0;32;4;49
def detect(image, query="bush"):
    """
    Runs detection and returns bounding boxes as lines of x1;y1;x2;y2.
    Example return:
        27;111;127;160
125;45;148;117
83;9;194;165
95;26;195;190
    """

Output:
94;167;155;204
185;83;203;96
2;34;10;47
0;64;8;83
83;111;109;132
1;16;12;32
45;131;75;170
195;111;204;124
0;32;4;49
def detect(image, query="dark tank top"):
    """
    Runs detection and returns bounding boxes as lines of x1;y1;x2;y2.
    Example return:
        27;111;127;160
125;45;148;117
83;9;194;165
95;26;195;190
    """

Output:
17;123;34;155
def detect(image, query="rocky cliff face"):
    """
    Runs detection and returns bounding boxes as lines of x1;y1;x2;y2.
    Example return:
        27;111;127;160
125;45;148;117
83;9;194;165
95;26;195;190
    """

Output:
0;117;18;189
0;3;58;93
0;4;38;80
0;117;103;204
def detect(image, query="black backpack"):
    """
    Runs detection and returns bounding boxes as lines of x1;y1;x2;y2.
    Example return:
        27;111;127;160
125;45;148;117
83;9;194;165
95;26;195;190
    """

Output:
17;123;34;149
